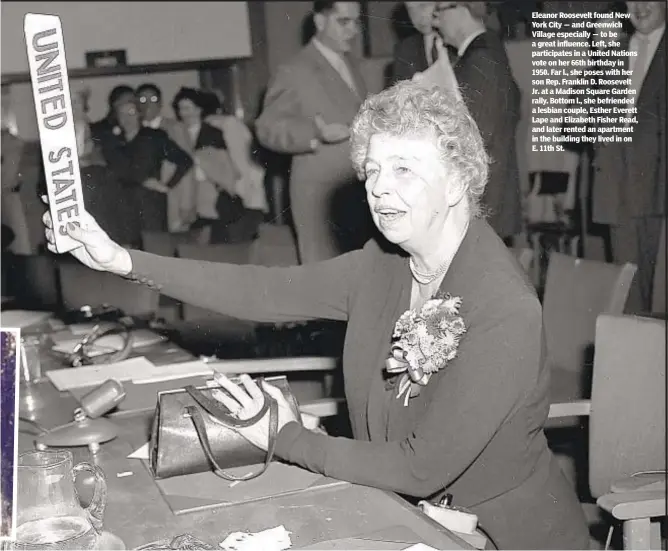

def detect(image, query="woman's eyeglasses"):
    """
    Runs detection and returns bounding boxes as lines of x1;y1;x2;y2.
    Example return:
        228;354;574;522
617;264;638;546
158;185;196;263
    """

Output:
139;95;160;104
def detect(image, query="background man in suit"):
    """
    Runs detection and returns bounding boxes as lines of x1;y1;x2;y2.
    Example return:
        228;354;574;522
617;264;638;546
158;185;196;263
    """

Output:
592;1;665;313
256;1;370;263
392;1;458;88
434;2;522;244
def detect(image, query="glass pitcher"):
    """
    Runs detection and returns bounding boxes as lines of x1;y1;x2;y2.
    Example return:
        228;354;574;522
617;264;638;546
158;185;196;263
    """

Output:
14;450;107;550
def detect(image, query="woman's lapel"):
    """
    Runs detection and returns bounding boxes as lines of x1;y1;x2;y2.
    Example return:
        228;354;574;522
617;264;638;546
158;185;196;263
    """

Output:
383;219;485;439
356;245;411;441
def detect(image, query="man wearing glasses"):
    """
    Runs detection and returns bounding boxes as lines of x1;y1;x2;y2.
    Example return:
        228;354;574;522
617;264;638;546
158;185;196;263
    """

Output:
391;2;458;88
138;83;178;135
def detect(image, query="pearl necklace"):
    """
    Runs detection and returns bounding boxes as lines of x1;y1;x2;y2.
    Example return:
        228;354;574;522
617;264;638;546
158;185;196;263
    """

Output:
409;256;451;285
409;221;470;285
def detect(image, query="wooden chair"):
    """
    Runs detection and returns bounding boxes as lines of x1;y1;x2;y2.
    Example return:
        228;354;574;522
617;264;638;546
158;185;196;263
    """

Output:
543;253;637;407
58;260;159;317
548;314;666;550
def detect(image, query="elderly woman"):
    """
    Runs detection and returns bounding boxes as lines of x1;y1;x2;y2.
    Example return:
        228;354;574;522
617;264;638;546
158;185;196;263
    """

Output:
43;82;588;550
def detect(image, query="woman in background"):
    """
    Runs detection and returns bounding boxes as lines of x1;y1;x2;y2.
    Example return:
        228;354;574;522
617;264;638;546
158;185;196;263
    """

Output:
103;94;192;247
201;90;267;236
171;87;246;243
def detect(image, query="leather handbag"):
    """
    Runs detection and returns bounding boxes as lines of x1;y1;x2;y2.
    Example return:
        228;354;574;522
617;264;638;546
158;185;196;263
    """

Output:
149;375;301;480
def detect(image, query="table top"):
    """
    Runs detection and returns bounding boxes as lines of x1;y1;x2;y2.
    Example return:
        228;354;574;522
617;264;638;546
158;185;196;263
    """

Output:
16;319;471;550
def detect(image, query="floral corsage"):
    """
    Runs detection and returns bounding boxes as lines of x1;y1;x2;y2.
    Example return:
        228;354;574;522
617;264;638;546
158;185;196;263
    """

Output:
385;293;466;406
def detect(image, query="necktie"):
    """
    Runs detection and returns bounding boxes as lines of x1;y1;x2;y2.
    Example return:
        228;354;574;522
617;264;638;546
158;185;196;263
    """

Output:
336;56;358;95
430;38;440;66
630;35;649;103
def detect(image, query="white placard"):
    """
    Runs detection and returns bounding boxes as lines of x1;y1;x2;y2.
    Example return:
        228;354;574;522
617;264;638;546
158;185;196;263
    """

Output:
24;13;85;253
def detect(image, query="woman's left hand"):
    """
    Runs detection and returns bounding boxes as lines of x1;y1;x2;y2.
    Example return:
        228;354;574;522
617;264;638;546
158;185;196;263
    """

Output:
210;373;300;451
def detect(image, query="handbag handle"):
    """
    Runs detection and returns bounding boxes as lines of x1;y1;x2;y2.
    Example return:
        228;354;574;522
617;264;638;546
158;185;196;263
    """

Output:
184;383;279;482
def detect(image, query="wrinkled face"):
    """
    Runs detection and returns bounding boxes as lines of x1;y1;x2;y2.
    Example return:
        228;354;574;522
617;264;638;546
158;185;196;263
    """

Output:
405;2;437;35
177;98;202;127
138;88;162;121
115;101;140;132
314;2;361;54
363;133;459;251
627;2;666;34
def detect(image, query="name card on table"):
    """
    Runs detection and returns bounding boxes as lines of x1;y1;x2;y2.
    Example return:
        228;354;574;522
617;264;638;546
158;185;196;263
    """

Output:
24;14;85;253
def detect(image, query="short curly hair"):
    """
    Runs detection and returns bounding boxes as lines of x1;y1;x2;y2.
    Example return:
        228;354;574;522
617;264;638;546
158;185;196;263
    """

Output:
350;80;489;219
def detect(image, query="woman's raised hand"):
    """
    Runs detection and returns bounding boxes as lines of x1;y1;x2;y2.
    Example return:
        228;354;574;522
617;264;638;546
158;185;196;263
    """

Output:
41;196;133;275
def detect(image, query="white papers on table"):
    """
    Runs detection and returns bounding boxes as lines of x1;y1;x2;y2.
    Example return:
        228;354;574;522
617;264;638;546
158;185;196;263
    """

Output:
128;443;149;460
67;321;117;336
130;360;214;384
0;310;51;328
46;358;216;391
220;526;292;551
402;545;440;551
46;357;158;390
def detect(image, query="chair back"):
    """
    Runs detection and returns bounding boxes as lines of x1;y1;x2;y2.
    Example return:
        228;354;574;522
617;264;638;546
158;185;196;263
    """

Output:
58;260;159;316
542;253;636;401
589;314;666;499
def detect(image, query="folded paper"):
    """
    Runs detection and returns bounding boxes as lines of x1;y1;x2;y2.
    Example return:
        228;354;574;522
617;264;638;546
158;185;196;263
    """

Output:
219;525;291;551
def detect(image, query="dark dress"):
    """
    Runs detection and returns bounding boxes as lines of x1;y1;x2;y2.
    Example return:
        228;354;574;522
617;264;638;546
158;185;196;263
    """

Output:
95;126;192;246
125;219;590;549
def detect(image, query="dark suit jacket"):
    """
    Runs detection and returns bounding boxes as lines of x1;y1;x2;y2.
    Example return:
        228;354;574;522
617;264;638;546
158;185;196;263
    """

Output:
592;34;666;224
127;218;589;549
455;32;523;239
255;41;370;262
391;33;429;83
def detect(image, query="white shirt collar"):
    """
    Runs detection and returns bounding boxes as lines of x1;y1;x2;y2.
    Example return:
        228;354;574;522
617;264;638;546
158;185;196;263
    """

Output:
629;24;665;81
458;28;486;58
424;33;443;64
313;38;346;68
143;115;162;129
631;24;665;52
